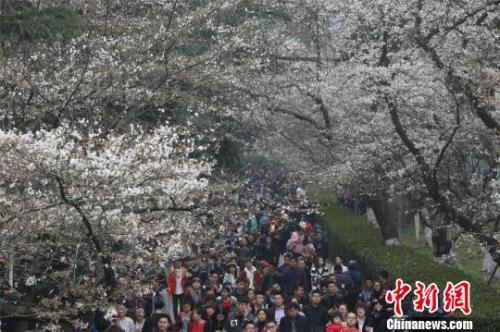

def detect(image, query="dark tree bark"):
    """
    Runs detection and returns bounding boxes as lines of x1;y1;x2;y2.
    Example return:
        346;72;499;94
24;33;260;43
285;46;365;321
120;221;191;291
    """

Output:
367;194;399;244
386;96;500;266
431;226;452;257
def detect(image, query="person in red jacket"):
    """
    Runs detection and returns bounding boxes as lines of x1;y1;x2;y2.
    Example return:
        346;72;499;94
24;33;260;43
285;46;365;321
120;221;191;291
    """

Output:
167;260;188;321
188;309;206;332
239;260;262;291
343;312;359;332
325;311;344;332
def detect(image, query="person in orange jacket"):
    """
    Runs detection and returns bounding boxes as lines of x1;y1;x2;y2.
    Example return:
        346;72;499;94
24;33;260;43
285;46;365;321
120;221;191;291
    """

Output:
188;309;206;332
167;260;188;321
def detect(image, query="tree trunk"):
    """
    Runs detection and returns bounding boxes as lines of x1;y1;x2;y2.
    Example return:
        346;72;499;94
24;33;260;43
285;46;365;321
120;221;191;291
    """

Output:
368;195;400;245
431;226;452;257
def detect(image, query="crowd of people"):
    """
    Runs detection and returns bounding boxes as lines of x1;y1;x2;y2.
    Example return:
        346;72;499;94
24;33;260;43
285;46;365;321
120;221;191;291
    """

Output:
81;168;399;332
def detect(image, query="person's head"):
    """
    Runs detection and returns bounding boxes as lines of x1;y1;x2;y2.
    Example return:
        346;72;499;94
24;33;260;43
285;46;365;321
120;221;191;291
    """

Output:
134;288;143;298
239;238;247;247
256;309;267;322
356;304;366;319
310;290;322;305
327;274;336;284
347;260;358;271
205;304;215;317
297;257;306;269
245;260;254;270
286;303;300;318
221;286;232;298
156;314;172;332
331;311;342;324
192;308;202;322
135;308;145;321
182;302;191;313
327;281;337;295
174;260;182;269
154;300;165;312
293;285;305;298
333;264;343;273
284;254;291;265
378;270;389;283
246;234;255;244
339;303;348;317
216;312;226;322
247;289;255;301
265;236;273;245
365;279;373;290
210;272;219;283
271;282;281;293
243;321;256;332
116;304;126;318
273;292;284;307
373;281;382;293
215;311;226;322
205;285;216;295
237;279;248;291
288;257;298;268
237;296;249;314
335;256;343;266
229;264;238;274
255;292;265;305
192;278;201;290
346;312;357;327
264;320;277;332
315;256;325;268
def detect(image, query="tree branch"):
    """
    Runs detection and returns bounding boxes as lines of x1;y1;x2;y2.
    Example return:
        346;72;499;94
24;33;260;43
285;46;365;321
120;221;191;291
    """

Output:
55;176;115;288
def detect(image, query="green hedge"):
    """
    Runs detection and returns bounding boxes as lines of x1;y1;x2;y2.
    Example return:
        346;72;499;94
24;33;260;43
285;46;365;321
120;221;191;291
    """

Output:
0;8;86;42
316;193;500;330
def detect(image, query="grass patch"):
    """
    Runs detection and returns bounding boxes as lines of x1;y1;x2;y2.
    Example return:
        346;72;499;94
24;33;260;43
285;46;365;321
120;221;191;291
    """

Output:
315;193;500;329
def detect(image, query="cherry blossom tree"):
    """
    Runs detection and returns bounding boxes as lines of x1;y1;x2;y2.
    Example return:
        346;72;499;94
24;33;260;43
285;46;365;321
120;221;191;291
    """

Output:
215;0;500;259
0;0;232;132
0;123;214;321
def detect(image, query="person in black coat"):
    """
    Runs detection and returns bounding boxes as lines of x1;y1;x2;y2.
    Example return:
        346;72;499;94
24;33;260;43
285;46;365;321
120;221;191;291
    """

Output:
302;290;329;332
258;236;279;266
142;301;166;332
202;304;218;332
278;303;311;332
281;257;308;296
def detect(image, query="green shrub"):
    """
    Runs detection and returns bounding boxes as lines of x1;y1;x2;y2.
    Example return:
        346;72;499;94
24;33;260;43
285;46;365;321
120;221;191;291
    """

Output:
316;193;500;330
0;8;86;42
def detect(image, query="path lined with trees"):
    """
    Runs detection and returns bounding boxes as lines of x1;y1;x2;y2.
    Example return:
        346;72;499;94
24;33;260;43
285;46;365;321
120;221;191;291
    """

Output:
1;0;500;330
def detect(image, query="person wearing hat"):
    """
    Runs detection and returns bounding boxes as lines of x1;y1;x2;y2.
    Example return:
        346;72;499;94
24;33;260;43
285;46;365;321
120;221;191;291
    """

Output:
223;296;255;332
278;303;311;332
